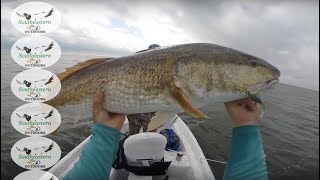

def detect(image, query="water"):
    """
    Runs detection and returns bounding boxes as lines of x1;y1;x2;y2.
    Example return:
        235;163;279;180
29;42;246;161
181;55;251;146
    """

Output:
1;52;319;180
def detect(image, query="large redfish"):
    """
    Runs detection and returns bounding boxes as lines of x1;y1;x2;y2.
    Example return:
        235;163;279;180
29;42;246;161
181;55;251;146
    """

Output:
47;43;280;126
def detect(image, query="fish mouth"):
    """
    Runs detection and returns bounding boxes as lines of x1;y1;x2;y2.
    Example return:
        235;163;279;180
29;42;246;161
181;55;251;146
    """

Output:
245;78;279;105
247;78;279;94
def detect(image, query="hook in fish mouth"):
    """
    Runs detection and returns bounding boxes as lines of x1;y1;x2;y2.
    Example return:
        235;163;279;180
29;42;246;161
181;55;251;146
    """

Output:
245;78;279;107
246;91;262;104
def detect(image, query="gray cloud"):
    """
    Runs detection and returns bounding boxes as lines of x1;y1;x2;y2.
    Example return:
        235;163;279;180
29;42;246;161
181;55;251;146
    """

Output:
1;0;319;90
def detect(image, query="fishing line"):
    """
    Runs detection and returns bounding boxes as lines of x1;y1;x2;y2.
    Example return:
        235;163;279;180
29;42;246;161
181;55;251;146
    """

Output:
168;115;179;129
165;148;227;164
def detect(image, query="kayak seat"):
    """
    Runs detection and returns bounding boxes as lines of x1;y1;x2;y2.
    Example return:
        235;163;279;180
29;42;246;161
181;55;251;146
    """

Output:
123;133;170;179
124;132;167;164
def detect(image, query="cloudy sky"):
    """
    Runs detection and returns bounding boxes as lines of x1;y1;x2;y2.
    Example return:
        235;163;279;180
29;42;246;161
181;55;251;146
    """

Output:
1;0;319;90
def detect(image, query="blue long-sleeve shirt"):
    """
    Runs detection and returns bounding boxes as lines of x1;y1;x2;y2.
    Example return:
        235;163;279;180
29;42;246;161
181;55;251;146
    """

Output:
64;124;268;180
63;124;121;180
223;125;268;180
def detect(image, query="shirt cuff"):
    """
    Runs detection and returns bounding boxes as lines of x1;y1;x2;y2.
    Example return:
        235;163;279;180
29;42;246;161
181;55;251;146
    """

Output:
93;123;121;132
233;125;259;135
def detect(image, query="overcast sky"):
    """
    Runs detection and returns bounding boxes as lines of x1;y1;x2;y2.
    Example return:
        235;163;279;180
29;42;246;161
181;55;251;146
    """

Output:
1;0;319;90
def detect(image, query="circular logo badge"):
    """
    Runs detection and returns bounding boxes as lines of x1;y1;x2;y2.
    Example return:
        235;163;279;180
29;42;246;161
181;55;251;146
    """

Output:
11;2;61;35
14;170;58;180
11;36;61;68
11;103;61;136
11;69;61;102
11;137;61;169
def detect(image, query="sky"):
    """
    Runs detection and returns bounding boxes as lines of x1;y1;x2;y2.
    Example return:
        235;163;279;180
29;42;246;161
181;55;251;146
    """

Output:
1;0;319;90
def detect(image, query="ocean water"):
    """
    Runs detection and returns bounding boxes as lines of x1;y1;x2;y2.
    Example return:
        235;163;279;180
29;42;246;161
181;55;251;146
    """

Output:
1;52;319;180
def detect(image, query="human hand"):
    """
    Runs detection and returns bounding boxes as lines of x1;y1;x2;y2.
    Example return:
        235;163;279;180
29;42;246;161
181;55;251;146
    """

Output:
92;90;126;131
224;98;264;127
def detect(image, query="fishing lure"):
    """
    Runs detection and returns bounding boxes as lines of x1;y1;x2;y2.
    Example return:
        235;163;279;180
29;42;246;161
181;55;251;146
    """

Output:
246;91;265;110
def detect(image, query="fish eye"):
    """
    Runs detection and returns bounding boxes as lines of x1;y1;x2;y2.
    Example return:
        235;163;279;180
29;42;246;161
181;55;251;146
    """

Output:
249;60;257;67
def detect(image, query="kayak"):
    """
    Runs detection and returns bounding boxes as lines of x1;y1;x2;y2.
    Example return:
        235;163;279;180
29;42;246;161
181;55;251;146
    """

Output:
49;115;215;180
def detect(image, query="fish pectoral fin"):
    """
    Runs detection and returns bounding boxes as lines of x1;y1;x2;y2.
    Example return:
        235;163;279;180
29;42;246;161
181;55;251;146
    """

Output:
147;112;176;132
168;81;208;119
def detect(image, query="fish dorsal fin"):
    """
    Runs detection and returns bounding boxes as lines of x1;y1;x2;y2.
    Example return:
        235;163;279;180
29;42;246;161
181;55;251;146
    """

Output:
168;81;208;119
58;58;113;82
